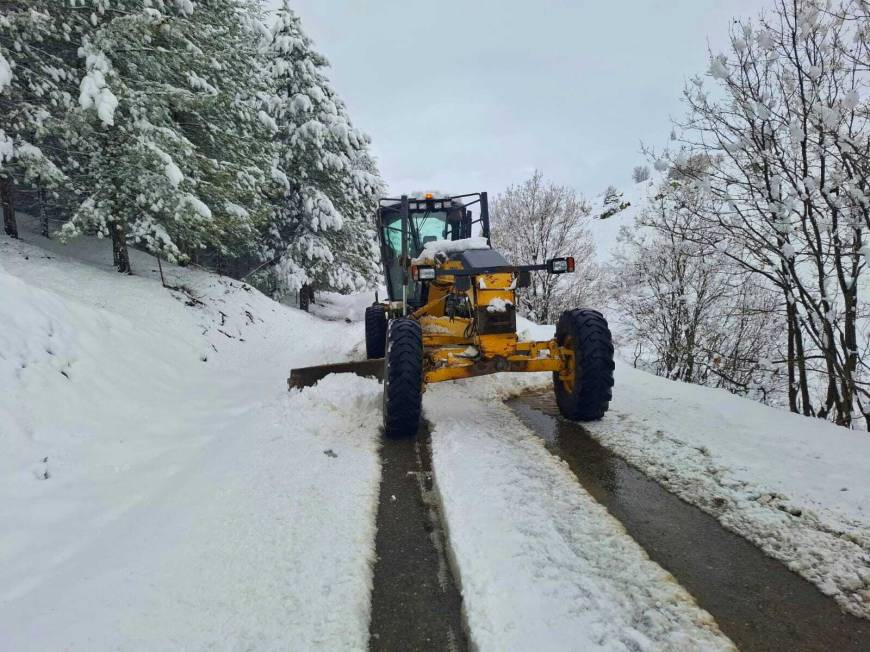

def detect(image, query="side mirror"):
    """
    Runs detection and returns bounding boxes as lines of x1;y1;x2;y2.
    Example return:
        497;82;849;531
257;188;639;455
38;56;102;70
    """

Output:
516;270;532;288
546;257;575;274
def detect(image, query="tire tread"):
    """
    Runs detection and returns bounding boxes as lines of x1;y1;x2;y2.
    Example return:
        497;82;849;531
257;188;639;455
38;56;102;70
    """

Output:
383;318;423;437
554;309;615;420
365;305;387;359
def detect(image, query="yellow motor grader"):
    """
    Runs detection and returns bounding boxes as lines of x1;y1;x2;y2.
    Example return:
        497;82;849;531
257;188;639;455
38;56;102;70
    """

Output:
290;192;614;437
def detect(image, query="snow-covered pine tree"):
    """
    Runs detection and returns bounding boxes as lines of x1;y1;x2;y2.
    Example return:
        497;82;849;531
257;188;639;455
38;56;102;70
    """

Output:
261;1;381;297
52;0;274;272
0;5;73;238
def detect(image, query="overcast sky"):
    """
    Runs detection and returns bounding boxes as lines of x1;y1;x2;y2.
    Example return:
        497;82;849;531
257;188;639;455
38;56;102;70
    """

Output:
268;0;765;199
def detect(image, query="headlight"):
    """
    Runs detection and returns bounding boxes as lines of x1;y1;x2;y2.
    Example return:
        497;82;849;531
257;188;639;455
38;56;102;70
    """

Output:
412;266;436;281
547;257;575;274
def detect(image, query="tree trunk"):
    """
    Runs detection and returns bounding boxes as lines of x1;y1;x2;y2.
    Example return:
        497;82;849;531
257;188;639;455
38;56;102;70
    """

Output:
786;300;798;413
39;188;49;238
111;221;132;274
1;176;18;239
793;311;813;417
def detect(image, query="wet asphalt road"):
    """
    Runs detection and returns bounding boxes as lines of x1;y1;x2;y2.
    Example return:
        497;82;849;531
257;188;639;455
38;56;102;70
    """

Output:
508;392;870;652
368;421;467;652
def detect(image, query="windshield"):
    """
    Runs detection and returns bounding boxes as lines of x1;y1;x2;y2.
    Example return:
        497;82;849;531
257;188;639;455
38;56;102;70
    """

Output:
383;210;449;258
382;210;450;303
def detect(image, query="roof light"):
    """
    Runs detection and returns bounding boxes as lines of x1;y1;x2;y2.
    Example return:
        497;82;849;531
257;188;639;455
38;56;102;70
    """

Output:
425;193;434;200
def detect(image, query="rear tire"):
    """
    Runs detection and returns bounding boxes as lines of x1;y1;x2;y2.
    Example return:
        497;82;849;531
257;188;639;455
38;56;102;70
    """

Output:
554;309;614;420
383;318;423;438
365;305;387;359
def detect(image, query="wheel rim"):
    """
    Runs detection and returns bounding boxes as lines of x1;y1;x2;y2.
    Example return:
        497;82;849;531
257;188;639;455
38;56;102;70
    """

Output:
559;334;576;393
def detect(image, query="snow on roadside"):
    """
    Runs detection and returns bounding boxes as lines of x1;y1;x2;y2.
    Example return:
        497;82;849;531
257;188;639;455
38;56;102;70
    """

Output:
462;314;870;619
584;362;870;619
0;228;381;650
426;383;735;651
309;287;383;324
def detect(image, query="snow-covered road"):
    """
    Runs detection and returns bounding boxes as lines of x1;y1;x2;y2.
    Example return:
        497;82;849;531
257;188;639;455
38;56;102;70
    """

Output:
426;383;733;651
583;362;870;620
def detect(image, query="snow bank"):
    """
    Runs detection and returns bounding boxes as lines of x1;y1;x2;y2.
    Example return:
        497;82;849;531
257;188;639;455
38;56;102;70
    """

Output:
585;361;870;618
426;383;734;651
0;221;380;650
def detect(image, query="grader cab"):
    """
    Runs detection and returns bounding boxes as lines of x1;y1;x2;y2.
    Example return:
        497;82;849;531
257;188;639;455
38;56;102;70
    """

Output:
291;191;615;438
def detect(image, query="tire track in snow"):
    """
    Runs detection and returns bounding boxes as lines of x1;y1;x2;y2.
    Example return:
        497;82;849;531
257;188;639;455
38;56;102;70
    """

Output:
426;382;734;651
369;422;468;651
509;391;870;652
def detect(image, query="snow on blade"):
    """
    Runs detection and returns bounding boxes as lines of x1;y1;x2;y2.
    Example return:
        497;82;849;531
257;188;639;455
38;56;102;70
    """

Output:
426;383;735;651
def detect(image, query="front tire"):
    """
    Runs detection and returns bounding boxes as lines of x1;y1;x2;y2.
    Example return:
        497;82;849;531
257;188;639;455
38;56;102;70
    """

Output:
365;305;387;359
554;309;614;420
383;318;423;438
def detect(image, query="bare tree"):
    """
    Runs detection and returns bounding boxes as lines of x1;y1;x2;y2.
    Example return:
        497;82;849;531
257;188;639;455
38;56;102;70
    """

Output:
632;165;651;183
491;171;598;323
664;0;870;427
611;178;781;399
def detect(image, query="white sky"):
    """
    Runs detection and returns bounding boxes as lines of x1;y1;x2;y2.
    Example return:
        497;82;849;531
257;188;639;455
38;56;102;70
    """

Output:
268;0;766;198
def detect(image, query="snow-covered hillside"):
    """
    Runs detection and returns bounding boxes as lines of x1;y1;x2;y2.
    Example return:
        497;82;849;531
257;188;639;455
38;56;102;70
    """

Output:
587;177;658;261
1;219;381;650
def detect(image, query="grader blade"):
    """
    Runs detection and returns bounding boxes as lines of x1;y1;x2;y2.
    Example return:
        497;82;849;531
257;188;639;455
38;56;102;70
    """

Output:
288;359;384;390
